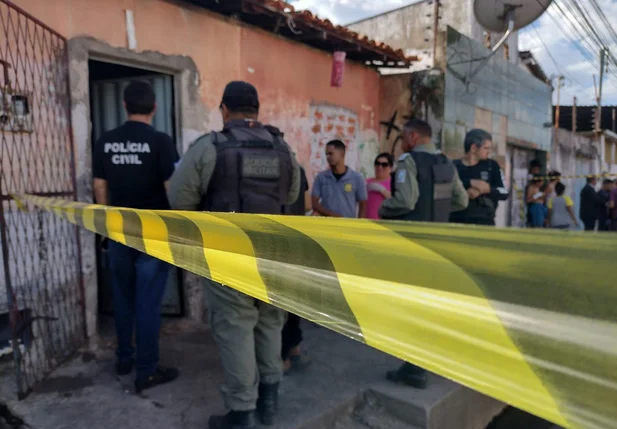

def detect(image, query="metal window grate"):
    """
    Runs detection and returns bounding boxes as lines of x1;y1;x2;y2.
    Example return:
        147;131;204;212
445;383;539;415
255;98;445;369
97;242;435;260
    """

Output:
0;0;85;398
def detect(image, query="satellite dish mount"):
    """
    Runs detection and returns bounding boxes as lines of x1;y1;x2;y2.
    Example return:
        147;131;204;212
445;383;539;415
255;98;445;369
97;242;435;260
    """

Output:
465;4;519;84
464;0;553;85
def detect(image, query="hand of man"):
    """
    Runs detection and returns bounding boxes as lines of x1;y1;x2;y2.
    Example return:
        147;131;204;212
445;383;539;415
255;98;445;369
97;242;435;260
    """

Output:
467;188;481;199
367;182;384;192
470;179;490;194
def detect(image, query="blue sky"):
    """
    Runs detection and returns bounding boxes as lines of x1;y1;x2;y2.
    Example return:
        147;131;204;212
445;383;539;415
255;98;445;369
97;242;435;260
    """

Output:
289;0;617;105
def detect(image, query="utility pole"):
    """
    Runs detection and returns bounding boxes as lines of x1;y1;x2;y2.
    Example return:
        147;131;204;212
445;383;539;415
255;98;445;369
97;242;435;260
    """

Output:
597;48;606;134
554;75;564;129
572;96;577;133
432;0;440;63
554;75;564;149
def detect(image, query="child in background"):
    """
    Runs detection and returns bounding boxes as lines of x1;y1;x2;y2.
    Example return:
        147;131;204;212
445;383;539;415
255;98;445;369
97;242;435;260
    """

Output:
526;176;548;227
547;182;578;229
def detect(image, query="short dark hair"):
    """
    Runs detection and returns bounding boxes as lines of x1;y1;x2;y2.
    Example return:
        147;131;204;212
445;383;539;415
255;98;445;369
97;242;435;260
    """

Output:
464;129;493;153
602;178;613;185
326;139;346;152
404;118;432;138
587;176;597;184
529;159;542;170
123;80;156;115
555;182;566;196
548;170;561;179
220;81;260;115
375;152;394;166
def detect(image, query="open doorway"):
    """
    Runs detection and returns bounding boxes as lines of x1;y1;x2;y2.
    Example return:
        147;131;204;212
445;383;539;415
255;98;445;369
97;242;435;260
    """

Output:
88;59;184;319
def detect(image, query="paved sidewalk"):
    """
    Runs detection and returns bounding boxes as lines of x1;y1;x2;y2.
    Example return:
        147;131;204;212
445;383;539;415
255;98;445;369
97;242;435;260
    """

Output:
0;320;505;429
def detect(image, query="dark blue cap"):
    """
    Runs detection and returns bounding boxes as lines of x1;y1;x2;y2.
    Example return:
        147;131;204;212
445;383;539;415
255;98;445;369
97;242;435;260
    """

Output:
221;81;260;112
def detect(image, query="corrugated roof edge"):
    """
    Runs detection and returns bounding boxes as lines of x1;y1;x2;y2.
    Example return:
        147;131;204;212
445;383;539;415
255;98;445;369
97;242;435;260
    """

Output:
255;0;418;63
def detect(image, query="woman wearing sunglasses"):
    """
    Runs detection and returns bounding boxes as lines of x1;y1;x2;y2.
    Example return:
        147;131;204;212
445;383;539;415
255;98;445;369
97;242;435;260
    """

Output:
365;153;394;219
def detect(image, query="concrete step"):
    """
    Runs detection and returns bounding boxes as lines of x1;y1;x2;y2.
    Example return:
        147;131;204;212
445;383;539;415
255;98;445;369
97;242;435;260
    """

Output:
293;373;505;429
366;374;506;429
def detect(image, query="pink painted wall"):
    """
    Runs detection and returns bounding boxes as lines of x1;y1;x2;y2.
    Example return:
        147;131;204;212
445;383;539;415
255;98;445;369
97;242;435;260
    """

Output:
16;0;382;182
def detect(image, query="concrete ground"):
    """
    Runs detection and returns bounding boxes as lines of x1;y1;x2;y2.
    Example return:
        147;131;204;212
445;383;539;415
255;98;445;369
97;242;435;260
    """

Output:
0;319;507;429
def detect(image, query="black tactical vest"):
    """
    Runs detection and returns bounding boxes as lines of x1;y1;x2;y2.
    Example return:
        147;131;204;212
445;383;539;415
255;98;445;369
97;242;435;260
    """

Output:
388;151;455;222
201;126;294;215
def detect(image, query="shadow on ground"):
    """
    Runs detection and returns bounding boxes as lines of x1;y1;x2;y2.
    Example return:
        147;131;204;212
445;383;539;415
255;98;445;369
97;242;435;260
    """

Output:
0;321;506;429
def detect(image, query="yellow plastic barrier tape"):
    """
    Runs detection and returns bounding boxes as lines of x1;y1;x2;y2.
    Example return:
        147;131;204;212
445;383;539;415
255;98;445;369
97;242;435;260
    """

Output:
516;172;616;182
13;194;617;429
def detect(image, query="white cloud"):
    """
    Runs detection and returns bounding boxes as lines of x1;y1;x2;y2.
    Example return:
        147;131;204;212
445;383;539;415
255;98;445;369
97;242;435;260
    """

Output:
289;0;419;25
292;0;617;105
518;0;617;105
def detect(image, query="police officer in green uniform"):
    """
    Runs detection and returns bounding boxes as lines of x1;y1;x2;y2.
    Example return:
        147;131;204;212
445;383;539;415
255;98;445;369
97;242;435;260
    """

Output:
168;81;300;429
380;118;468;388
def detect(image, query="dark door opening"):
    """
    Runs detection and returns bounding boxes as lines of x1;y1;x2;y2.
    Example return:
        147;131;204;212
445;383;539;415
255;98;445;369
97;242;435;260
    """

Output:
88;59;184;319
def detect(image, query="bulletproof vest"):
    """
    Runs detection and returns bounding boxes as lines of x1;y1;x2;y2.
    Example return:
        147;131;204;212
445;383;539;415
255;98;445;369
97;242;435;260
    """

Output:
201;126;294;215
389;151;455;222
455;159;496;222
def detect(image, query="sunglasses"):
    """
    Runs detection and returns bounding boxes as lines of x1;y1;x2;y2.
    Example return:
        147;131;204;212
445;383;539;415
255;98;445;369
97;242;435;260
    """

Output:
374;161;391;167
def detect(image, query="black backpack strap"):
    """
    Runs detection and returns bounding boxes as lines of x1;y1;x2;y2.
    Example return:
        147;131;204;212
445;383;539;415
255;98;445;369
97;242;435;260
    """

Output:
264;124;284;138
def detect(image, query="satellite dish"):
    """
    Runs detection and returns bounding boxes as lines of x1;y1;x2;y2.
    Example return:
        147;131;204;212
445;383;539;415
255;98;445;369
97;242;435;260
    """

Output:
474;0;553;33
460;0;552;85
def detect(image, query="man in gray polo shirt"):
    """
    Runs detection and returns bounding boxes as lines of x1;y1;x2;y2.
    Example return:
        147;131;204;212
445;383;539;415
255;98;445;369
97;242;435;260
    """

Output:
312;140;367;218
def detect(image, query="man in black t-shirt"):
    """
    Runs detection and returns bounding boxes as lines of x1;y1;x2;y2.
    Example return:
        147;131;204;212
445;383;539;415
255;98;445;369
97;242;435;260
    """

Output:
93;80;179;393
450;129;509;226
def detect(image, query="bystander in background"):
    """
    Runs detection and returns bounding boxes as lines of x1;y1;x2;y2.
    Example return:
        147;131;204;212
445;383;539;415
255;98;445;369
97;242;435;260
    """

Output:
365;153;394;219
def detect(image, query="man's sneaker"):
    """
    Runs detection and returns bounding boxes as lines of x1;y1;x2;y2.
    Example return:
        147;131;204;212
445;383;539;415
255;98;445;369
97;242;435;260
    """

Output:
284;354;311;375
134;366;179;394
115;359;134;376
386;362;428;389
208;410;257;429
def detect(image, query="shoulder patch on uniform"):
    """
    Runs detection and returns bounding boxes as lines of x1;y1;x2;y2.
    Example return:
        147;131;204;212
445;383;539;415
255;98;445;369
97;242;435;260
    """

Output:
398;153;410;161
396;169;407;184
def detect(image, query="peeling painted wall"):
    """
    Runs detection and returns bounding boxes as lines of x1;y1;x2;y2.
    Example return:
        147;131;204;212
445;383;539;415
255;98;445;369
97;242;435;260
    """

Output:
15;0;382;324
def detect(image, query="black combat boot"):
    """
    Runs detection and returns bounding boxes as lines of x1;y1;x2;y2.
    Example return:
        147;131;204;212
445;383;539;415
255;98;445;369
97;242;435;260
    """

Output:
386;362;428;389
256;382;279;426
208;410;257;429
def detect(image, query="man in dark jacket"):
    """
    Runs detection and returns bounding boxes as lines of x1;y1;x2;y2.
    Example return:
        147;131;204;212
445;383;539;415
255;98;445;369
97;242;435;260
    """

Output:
597;179;614;231
450;129;509;226
580;177;600;231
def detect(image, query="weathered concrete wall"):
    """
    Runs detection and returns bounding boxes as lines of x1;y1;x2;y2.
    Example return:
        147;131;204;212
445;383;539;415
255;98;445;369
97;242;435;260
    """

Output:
17;0;381;179
550;128;602;225
348;0;519;69
443;27;551;160
14;0;382;324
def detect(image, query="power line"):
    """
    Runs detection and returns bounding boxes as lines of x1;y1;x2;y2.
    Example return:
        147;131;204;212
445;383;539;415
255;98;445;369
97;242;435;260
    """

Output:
547;0;617;92
530;23;584;87
588;0;617;47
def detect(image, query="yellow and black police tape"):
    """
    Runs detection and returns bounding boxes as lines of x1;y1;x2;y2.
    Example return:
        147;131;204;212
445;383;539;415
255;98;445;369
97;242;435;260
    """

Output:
12;194;617;429
517;172;617;182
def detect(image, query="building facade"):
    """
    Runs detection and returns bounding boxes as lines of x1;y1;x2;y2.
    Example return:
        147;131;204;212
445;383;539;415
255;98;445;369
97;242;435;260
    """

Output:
377;26;552;227
348;0;520;72
0;0;412;395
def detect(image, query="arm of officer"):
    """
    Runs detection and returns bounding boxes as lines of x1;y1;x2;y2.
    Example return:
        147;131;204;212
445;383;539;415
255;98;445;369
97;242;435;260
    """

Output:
379;156;419;218
487;160;509;201
168;136;217;211
450;168;469;212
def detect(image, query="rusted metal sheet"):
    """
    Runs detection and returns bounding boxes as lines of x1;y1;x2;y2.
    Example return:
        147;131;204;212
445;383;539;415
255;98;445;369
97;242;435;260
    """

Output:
0;0;85;399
